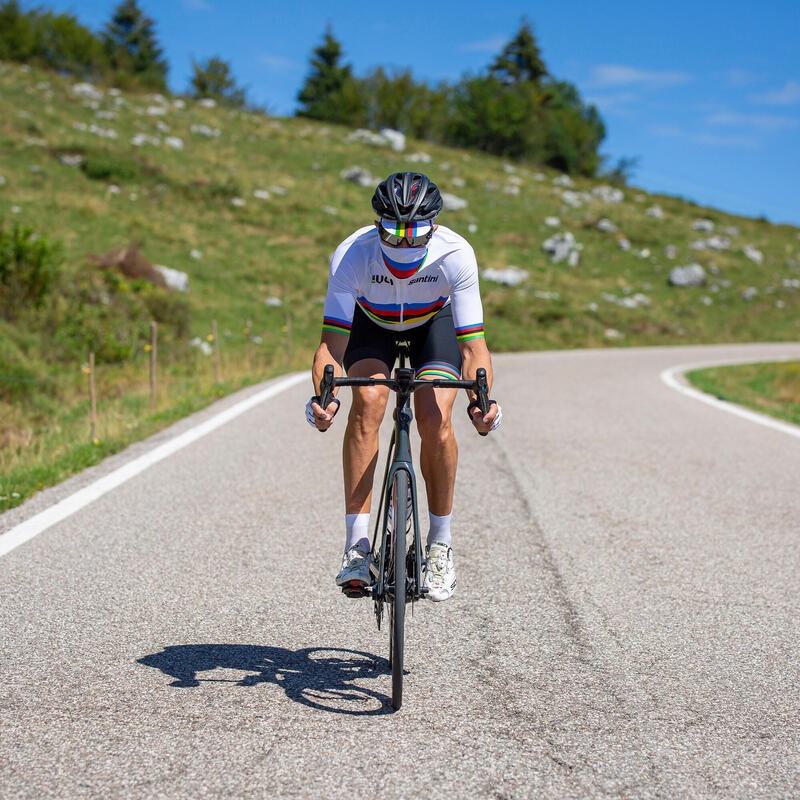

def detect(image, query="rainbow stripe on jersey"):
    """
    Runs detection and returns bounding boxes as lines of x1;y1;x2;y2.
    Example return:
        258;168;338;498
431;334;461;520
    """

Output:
357;296;448;327
455;323;485;342
415;362;461;381
322;316;352;336
380;249;428;280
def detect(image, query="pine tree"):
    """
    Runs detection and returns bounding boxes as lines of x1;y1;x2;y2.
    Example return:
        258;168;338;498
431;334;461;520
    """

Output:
296;24;366;124
489;19;547;85
190;56;247;108
103;0;167;90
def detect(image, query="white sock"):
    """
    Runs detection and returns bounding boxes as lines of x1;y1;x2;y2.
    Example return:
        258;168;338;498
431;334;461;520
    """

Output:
345;513;370;552
427;511;452;547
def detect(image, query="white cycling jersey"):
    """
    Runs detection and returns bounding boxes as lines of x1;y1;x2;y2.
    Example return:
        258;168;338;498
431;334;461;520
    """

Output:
322;224;485;343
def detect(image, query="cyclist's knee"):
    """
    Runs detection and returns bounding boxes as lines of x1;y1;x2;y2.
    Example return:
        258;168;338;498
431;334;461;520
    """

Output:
350;385;389;431
417;409;453;443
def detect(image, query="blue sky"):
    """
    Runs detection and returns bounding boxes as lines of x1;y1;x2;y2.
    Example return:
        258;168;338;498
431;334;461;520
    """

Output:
45;0;800;224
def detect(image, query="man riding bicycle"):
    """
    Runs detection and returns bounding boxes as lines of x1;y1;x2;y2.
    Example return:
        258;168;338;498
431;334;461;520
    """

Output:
306;172;502;601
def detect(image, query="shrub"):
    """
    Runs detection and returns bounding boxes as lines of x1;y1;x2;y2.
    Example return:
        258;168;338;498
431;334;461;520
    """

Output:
81;152;140;182
0;223;61;320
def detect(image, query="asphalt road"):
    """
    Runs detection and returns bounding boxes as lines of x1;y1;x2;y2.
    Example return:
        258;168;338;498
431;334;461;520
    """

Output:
2;343;799;799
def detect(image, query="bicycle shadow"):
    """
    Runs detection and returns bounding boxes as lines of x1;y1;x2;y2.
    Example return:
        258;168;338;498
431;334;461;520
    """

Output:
137;644;393;715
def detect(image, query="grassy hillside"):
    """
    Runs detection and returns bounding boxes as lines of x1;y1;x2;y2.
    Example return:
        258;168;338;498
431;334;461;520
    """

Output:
1;60;799;510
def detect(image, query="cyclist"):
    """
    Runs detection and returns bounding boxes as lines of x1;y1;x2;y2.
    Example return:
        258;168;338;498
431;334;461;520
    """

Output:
306;172;502;601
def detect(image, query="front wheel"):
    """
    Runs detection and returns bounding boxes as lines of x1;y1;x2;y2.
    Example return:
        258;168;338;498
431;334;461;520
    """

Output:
389;470;407;710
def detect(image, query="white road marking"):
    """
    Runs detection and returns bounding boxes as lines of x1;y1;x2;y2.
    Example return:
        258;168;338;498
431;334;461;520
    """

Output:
660;357;800;440
0;371;309;558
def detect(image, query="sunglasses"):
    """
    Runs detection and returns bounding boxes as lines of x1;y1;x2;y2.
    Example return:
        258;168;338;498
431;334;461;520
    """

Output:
377;220;434;248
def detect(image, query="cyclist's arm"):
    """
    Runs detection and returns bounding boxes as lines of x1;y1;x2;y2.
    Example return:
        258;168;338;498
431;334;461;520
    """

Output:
458;336;493;400
312;331;348;396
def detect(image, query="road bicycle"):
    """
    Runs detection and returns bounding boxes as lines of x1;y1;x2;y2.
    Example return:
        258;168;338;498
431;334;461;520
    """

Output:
319;345;490;710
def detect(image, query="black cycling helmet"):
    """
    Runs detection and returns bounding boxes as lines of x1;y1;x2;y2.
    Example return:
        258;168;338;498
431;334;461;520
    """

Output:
371;172;443;222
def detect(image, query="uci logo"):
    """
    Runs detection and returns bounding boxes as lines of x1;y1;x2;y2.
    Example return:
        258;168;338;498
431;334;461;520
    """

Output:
371;275;394;285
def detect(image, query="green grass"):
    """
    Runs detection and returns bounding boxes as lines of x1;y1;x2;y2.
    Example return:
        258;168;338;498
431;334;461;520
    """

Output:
686;361;800;427
1;60;800;511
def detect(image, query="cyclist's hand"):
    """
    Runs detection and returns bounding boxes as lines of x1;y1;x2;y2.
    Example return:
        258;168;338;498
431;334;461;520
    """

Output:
468;400;502;434
306;395;340;432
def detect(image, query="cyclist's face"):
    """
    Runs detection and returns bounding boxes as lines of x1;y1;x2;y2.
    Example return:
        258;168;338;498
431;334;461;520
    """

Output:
374;221;410;247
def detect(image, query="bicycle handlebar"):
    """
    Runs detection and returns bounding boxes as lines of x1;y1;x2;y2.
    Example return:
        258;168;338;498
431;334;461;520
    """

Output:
319;364;492;436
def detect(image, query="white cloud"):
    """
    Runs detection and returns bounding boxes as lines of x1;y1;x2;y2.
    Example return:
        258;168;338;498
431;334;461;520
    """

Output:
588;64;691;89
258;54;303;71
718;69;759;87
461;35;507;53
181;0;212;9
584;91;639;111
751;80;800;105
706;111;800;131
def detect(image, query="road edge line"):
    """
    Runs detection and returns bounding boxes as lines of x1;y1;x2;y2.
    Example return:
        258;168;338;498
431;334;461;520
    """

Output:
0;371;309;558
660;357;800;440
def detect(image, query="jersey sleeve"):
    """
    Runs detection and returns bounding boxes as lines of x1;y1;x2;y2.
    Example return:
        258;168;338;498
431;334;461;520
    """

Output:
322;239;359;336
447;243;485;343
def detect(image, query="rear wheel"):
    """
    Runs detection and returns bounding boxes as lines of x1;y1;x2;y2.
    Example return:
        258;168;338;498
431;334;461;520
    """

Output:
389;470;407;710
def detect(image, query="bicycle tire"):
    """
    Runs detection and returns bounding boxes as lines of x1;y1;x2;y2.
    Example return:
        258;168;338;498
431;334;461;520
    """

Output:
390;470;407;710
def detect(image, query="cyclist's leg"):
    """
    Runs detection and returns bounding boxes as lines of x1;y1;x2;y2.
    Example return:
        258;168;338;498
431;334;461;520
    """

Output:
409;306;461;520
342;307;396;518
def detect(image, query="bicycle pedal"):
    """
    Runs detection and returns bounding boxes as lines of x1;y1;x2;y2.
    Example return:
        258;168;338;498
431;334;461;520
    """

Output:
342;581;369;599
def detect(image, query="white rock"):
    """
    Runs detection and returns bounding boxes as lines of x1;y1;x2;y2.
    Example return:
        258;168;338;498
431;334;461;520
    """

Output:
604;328;624;340
532;172;545;181
340;166;374;187
596;218;617;233
742;245;763;265
692;218;714;232
689;240;708;251
638;249;651;258
131;133;160;147
190;249;203;260
190;336;212;355
171;98;185;109
567;249;581;267
507;175;523;185
231;197;246;207
253;189;271;200
451;177;465;188
108;88;121;96
782;279;800;289
552;174;574;188
322;205;339;215
59;154;84;167
669;264;706;287
0;175;6;186
198;98;217;108
264;296;283;307
190;124;221;138
544;216;560;227
664;245;678;259
346;128;389;147
406;152;432;163
439;162;451;170
560;190;583;208
379;128;405;152
776;300;785;308
502;184;520;195
11;205;21;213
95;110;116;120
90;124;118;139
72;82;103;101
129;193;138;201
503;164;516;174
73;121;88;131
592;185;624;203
441;192;468;211
741;287;758;300
542;232;580;264
165;136;184;150
108;184;121;194
706;236;731;251
645;205;665;219
634;194;646;202
26;137;47;147
722;226;740;237
154;265;190;292
156;120;170;132
534;290;560;300
467;223;478;233
268;185;288;196
482;266;528;286
587;302;599;311
146;105;167;116
618;237;631;251
700;296;713;306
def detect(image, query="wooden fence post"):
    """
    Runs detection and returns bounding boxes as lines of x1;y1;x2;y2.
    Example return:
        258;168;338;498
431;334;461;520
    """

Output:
88;351;97;443
212;319;222;383
149;321;157;410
